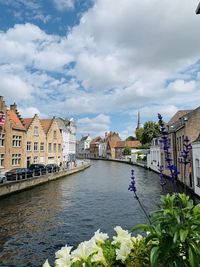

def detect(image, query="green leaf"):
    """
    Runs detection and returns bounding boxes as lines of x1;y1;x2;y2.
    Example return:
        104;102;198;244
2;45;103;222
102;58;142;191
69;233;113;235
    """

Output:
173;231;179;243
150;246;159;267
193;204;200;215
180;229;188;242
131;224;150;233
189;246;199;267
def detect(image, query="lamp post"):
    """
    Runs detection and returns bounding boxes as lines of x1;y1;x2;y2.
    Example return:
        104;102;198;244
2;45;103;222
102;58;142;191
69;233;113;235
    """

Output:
196;2;200;14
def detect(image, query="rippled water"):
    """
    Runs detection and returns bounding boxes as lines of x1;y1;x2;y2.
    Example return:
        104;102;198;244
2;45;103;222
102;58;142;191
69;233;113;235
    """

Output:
0;160;175;267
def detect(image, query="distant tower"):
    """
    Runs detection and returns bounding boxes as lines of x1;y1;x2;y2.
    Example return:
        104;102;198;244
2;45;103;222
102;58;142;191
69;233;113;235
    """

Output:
136;111;141;131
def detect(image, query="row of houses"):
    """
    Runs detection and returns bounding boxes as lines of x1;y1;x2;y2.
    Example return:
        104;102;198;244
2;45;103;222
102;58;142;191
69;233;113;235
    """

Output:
0;96;76;173
147;107;200;196
77;131;141;159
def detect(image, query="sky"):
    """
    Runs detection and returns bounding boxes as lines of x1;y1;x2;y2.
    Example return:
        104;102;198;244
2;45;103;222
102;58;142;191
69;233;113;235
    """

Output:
0;0;200;139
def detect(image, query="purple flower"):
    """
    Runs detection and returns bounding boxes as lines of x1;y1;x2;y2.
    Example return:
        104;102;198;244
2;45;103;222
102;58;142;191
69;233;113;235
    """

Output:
128;169;138;199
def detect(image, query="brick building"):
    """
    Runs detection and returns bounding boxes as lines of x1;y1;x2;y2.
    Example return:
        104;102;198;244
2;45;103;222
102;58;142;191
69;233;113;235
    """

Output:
24;114;46;166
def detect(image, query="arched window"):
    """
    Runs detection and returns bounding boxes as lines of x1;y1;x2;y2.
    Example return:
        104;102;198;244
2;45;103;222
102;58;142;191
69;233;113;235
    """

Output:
196;159;200;187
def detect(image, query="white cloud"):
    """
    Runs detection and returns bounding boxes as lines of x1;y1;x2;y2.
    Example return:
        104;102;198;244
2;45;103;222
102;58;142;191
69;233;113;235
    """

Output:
18;107;41;118
53;0;75;11
77;114;110;136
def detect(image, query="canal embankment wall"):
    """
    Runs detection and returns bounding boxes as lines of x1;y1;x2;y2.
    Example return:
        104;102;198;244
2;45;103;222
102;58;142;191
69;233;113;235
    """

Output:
0;162;91;198
88;158;200;200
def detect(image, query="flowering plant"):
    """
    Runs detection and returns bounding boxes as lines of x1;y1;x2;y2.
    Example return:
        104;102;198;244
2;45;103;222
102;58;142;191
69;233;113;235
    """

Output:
43;227;150;267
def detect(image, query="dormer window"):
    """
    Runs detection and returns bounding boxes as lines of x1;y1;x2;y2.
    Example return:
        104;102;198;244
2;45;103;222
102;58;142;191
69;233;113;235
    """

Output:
34;126;39;136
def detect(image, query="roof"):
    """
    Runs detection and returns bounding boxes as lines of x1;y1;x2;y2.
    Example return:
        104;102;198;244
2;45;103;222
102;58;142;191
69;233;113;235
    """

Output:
115;140;141;148
23;118;34;129
168;110;192;125
40;119;53;134
193;133;200;143
81;135;90;141
7;110;26;131
90;136;102;145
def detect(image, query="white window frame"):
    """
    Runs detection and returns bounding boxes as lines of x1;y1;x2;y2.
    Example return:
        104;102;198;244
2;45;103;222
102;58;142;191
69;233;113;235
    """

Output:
12;154;21;166
34;142;38;151
27;141;31;151
12;135;22;147
34;126;39;136
0;154;4;167
0;133;5;147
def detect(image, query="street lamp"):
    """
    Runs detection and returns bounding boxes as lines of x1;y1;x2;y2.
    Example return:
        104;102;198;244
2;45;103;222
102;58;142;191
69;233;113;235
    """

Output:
196;2;200;14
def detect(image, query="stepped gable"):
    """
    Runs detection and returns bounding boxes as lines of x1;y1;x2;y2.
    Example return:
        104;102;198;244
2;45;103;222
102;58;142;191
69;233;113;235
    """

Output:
168;110;192;126
106;131;121;148
40;119;53;134
7;110;26;131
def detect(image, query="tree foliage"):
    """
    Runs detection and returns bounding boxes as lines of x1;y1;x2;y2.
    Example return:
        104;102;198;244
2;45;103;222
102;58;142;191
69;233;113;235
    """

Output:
141;121;160;144
126;136;137;141
123;145;131;155
135;128;144;142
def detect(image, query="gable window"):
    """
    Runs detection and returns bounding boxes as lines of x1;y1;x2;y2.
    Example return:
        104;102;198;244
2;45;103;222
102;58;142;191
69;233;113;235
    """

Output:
53;130;57;139
12;135;21;147
34;126;39;136
34;142;38;151
27;141;31;151
54;143;56;152
40;142;44;152
48;143;52;152
0;133;5;147
58;144;61;152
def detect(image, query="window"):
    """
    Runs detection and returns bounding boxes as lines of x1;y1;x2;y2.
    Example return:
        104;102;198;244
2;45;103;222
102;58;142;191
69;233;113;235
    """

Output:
12;154;21;166
58;144;61;152
0;154;4;167
34;126;39;136
48;143;52;152
34;142;38;151
196;159;200;187
0;133;5;146
54;143;56;152
34;156;38;163
53;130;57;139
12;135;21;147
27;141;31;151
40;142;44;152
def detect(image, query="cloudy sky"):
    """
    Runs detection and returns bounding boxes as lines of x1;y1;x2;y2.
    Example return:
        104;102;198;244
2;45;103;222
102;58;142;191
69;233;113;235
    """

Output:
0;0;200;139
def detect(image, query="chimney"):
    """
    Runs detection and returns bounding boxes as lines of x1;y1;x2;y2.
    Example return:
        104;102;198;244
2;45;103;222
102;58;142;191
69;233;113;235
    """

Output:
10;103;17;112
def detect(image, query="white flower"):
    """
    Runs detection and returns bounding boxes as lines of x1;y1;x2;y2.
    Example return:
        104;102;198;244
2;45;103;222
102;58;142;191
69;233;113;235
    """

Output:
112;226;132;245
55;245;73;260
91;229;109;244
116;243;131;262
55;258;71;267
72;239;98;262
43;259;51;267
91;247;107;265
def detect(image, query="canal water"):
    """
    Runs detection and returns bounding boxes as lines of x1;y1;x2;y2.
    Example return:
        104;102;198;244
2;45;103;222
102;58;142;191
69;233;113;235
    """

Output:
0;160;174;267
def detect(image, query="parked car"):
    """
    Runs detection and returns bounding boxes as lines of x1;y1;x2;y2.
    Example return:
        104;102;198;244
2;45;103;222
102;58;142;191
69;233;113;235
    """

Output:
0;174;6;184
46;164;60;173
5;168;33;181
28;164;46;176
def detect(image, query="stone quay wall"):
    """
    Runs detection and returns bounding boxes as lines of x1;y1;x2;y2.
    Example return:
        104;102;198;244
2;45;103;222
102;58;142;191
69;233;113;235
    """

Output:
0;162;91;198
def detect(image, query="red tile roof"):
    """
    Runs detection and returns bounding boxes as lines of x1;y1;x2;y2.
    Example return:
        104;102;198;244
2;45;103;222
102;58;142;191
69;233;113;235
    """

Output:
115;140;141;148
7;110;26;130
23;118;34;129
40;119;53;134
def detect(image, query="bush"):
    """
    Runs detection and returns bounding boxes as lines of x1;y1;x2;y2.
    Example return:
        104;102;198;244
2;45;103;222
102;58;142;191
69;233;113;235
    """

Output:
43;194;200;267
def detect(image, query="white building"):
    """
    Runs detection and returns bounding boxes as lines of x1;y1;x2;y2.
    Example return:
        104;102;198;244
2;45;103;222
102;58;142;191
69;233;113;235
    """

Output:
192;135;200;196
147;138;161;173
56;118;76;164
77;134;92;158
99;139;107;158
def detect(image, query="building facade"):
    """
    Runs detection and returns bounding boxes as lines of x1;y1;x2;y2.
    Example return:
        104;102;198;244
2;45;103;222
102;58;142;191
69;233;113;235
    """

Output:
0;98;26;173
56;118;76;164
40;118;63;165
24;114;46;166
77;135;92;158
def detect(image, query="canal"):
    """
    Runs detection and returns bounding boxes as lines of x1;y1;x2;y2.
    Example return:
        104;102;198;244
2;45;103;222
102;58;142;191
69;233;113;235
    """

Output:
0;160;174;267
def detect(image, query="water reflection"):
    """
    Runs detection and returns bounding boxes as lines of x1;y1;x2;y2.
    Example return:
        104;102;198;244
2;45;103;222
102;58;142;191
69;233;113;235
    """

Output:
0;160;175;267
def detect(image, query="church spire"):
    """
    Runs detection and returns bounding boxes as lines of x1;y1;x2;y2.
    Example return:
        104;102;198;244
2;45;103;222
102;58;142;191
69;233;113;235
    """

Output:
136;111;140;131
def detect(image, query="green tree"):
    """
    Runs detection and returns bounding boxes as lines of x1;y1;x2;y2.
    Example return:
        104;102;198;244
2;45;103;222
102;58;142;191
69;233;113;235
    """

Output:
123;145;131;155
126;136;137;141
141;121;160;144
135;127;144;142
